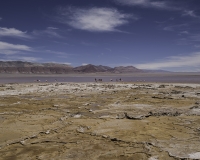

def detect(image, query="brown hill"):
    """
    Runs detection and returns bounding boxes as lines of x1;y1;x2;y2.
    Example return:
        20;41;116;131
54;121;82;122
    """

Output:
113;66;142;73
0;61;73;74
73;64;113;73
0;61;144;74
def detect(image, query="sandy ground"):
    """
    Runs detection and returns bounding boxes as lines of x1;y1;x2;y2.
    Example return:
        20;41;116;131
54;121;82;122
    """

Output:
0;82;200;160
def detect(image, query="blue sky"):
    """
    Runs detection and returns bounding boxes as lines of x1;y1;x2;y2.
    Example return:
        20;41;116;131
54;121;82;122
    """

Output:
0;0;200;71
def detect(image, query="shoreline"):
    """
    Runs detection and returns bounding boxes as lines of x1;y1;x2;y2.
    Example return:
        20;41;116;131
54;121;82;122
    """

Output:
0;73;200;84
1;72;200;76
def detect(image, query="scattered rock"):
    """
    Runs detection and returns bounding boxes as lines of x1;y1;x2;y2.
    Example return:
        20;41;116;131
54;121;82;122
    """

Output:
30;135;37;139
148;156;158;160
73;114;82;118
124;112;150;120
149;110;181;117
99;115;110;119
175;86;193;89
60;116;68;121
90;132;97;136
76;127;85;133
115;101;120;104
20;140;26;145
83;103;90;106
158;85;165;88
102;135;108;138
116;113;125;119
171;90;182;94
152;96;173;99
190;106;200;109
188;152;200;159
45;130;50;134
110;137;119;141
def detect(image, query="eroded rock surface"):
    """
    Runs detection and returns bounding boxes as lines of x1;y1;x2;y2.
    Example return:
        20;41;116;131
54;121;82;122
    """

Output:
0;82;200;160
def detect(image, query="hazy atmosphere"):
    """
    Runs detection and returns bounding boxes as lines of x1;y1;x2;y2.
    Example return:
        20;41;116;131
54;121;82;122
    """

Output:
0;0;200;71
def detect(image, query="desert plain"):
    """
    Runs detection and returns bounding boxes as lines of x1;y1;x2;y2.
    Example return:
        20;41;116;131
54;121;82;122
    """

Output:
0;81;200;160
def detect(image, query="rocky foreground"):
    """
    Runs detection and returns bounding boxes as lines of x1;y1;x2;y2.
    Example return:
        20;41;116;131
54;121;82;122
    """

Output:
0;82;200;160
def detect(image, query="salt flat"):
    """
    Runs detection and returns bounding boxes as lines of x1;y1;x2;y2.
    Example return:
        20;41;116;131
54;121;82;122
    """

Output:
0;82;200;160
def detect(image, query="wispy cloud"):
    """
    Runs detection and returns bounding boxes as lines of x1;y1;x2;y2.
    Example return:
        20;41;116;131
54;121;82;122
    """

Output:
53;41;73;46
179;31;189;35
56;7;136;32
135;52;200;71
163;24;188;31
47;27;58;30
81;41;97;46
190;34;200;42
0;41;36;62
177;33;200;46
105;48;112;52
0;41;31;52
182;10;200;18
0;17;2;21
19;56;41;62
0;41;32;56
45;50;69;55
0;27;31;39
114;0;178;10
194;45;200;48
32;27;62;38
4;56;41;62
82;63;88;66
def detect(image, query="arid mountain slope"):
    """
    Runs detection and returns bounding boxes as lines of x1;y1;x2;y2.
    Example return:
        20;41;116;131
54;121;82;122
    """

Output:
0;61;145;74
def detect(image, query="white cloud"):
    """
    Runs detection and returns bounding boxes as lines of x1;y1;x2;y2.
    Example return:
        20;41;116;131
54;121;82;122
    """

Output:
194;45;200;48
182;10;199;18
82;63;88;66
115;0;149;6
163;24;188;32
114;0;176;10
0;41;32;55
44;61;71;65
180;31;189;34
0;42;38;62
45;50;69;55
62;62;71;65
47;27;58;30
4;56;41;62
190;34;200;42
19;57;41;62
0;17;2;20
135;52;200;70
53;41;72;46
105;48;112;52
0;27;31;38
32;27;62;38
0;41;31;51
56;7;135;32
81;41;96;46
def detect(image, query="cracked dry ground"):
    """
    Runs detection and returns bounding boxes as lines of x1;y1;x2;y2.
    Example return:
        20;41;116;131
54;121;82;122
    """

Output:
0;82;200;160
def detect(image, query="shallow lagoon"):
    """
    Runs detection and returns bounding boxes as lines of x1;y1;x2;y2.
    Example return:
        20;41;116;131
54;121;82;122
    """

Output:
0;72;200;83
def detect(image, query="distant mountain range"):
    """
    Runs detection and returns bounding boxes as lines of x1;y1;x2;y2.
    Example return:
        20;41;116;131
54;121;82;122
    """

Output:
0;61;169;74
73;64;142;73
